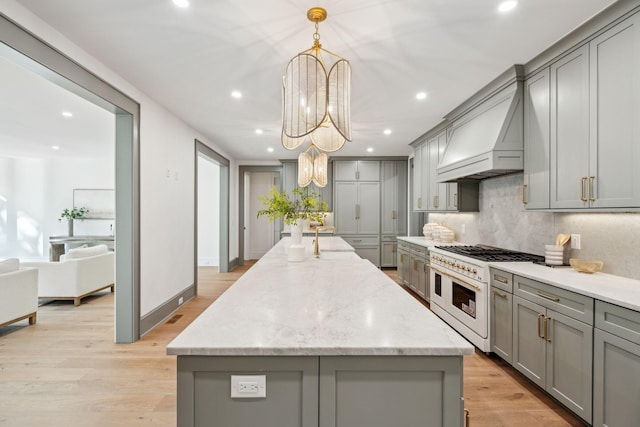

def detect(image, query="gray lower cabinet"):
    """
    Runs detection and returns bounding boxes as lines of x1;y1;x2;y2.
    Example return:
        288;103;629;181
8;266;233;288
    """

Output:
512;275;594;423
593;301;640;426
177;355;465;427
380;237;397;268
340;235;380;267
489;269;513;364
397;242;411;286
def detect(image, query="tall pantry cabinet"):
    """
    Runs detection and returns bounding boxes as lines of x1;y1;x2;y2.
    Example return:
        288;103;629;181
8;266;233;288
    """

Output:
334;160;407;267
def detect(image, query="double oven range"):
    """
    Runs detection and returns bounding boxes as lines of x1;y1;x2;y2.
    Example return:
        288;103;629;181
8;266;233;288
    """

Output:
429;245;544;352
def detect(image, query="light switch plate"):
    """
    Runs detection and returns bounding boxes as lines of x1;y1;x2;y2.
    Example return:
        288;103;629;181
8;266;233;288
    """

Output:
571;234;581;249
230;375;266;398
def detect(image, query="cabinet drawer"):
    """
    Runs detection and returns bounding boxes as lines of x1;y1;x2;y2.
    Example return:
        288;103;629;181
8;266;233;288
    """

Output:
490;268;513;293
381;235;397;243
408;244;427;257
341;235;379;247
514;275;594;325
595;300;640;344
398;240;410;251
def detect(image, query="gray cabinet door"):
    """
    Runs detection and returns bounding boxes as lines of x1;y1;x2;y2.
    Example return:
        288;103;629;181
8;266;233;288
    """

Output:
381;241;397;268
381;161;407;236
427;134;447;211
490;287;513;364
589;12;640;208
523;67;551;209
413;144;428;211
334;182;358;234
411;255;427;300
545;309;593;423
593;328;640;427
550;44;590;209
334;160;358;181
512;295;546;388
398;248;411;287
282;161;298;197
357;182;380;234
357;160;380;181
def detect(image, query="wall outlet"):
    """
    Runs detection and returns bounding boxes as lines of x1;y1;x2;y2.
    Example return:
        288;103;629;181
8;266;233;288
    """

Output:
571;234;581;250
231;375;266;398
178;296;184;305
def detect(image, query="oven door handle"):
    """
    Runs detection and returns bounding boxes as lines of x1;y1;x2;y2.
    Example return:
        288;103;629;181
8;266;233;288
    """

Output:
427;264;482;291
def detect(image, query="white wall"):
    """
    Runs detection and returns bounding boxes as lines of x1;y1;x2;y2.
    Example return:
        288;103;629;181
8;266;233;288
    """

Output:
429;173;640;280
197;156;219;266
0;155;114;260
1;1;238;317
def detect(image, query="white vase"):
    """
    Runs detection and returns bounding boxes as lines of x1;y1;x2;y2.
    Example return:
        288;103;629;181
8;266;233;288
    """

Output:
290;220;303;245
288;220;305;262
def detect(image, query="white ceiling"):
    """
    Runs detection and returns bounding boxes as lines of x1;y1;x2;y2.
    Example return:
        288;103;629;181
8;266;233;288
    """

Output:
4;0;618;161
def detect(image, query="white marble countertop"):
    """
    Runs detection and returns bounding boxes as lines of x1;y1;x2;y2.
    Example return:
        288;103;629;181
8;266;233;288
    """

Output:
490;262;640;312
397;236;462;248
167;237;474;357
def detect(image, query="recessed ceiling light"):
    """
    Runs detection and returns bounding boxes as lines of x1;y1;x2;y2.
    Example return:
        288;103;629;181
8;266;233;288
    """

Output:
61;111;73;117
255;129;263;135
51;145;60;150
267;147;274;153
173;0;190;8
367;147;374;153
415;92;427;100
498;1;517;13
231;91;242;99
383;129;392;135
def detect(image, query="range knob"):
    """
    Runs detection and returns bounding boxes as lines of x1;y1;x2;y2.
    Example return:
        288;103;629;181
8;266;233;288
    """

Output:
472;269;477;274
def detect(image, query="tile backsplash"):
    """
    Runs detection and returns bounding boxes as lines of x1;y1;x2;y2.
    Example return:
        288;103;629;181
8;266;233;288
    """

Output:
428;173;640;280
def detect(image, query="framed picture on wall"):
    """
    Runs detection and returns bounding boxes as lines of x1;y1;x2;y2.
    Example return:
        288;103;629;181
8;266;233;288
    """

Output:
73;189;115;219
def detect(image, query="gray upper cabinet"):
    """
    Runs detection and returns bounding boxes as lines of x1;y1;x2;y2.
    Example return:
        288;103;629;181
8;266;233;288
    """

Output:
589;12;640;208
334;160;380;182
427;132;448;211
547;11;640;210
523;68;550;209
549;44;591;209
381;161;407;236
412;143;429;211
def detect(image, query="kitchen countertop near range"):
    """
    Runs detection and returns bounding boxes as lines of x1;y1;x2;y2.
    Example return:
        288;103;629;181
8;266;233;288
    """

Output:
490;262;640;312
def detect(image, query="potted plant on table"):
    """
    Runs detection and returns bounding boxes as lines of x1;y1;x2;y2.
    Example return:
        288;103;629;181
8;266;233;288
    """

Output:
59;206;89;237
257;186;328;246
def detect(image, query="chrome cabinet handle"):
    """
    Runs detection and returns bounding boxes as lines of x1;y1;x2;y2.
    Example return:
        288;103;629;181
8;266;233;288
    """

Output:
493;289;507;298
536;291;560;302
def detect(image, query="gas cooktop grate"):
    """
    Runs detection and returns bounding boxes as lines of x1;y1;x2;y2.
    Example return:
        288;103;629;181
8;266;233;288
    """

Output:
435;245;545;263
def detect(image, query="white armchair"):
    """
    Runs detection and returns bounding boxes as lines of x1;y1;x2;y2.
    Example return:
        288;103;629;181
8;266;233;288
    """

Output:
22;245;115;306
0;258;38;327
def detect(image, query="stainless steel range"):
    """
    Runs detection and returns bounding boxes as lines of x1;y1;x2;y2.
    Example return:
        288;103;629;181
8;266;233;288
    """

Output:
429;245;544;351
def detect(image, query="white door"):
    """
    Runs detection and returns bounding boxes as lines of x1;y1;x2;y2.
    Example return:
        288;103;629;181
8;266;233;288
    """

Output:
245;172;279;260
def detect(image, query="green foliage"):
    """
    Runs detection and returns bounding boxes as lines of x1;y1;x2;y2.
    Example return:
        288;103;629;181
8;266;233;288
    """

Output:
257;186;328;225
59;206;89;221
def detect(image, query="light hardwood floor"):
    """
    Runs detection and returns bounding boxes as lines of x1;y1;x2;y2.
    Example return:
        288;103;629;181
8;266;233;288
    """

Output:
0;262;585;426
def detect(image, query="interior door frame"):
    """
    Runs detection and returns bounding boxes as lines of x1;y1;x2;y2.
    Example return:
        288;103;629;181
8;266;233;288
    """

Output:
238;165;283;266
195;140;230;289
0;13;141;343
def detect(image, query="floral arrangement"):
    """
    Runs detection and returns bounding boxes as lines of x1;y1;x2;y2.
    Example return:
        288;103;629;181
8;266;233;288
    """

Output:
257;186;328;225
59;206;89;221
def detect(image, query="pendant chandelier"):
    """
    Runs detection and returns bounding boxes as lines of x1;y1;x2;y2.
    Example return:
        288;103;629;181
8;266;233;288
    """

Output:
298;144;328;188
282;7;352;187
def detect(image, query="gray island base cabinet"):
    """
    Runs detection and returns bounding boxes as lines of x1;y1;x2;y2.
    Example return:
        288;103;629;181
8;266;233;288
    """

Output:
168;237;473;427
177;355;464;427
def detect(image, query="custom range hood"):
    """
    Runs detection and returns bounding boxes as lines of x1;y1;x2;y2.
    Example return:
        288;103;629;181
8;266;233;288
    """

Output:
437;66;525;182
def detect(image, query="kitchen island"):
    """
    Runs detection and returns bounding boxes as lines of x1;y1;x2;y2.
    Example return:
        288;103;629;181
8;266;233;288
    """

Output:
167;237;473;427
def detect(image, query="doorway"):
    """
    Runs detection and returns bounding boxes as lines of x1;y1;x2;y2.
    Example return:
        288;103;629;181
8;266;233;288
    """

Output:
195;140;230;284
238;165;282;266
244;171;280;260
1;14;140;342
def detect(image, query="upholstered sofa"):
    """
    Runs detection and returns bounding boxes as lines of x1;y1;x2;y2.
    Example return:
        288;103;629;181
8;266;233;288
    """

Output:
22;245;115;306
0;258;38;327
